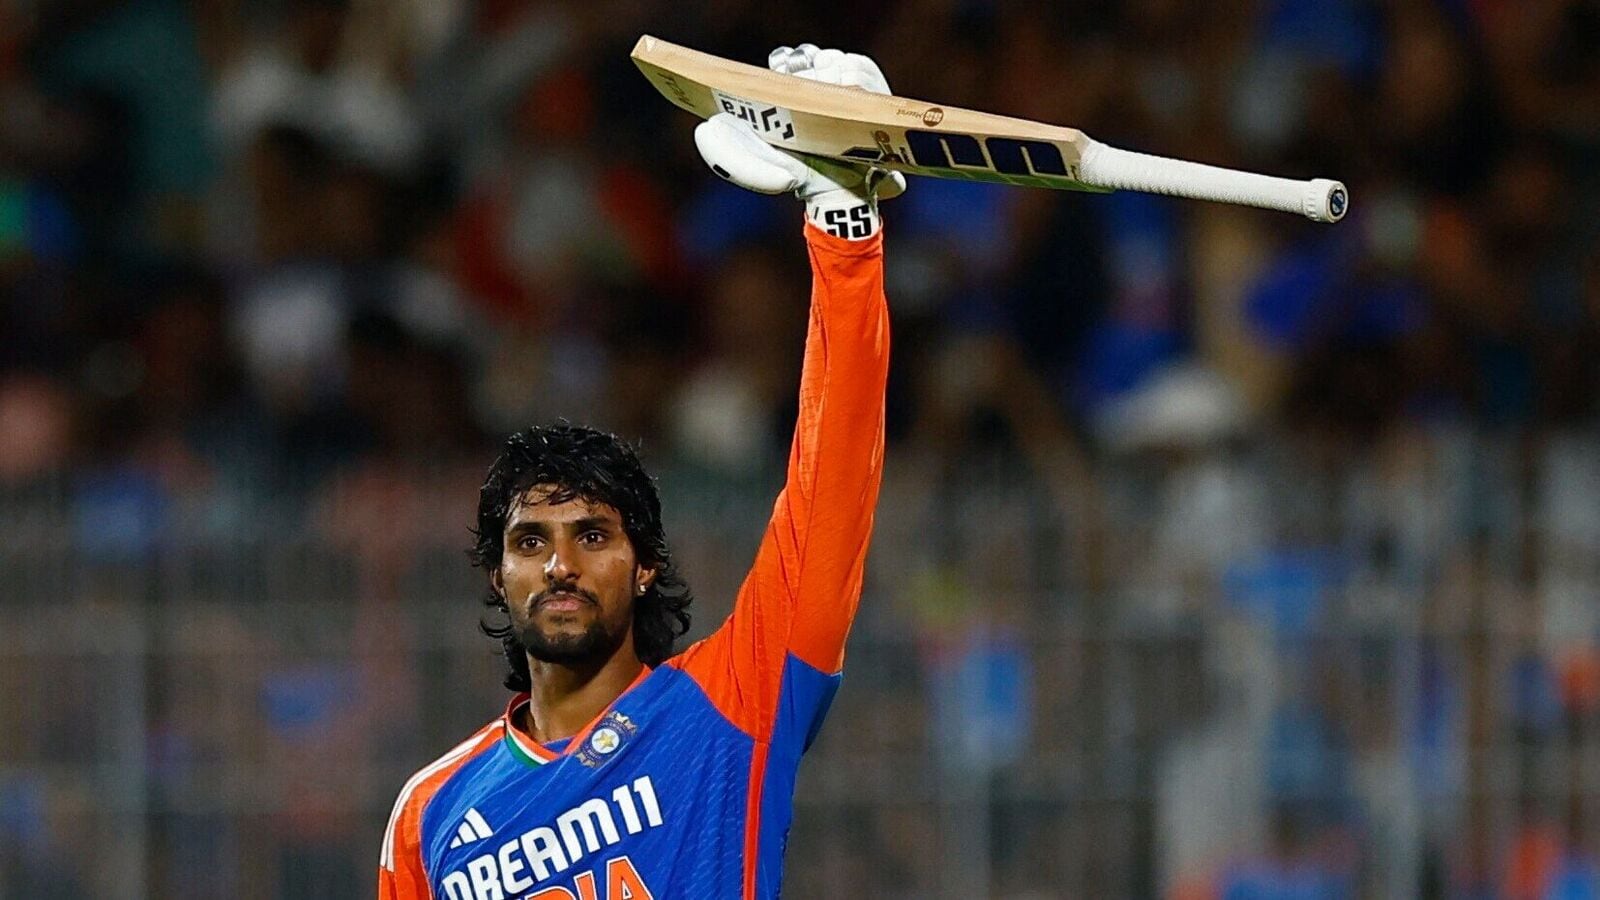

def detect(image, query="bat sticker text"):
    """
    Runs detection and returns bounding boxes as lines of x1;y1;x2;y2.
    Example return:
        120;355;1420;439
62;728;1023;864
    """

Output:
711;90;796;141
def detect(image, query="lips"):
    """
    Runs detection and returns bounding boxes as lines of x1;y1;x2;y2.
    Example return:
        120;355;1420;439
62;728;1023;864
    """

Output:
535;590;595;612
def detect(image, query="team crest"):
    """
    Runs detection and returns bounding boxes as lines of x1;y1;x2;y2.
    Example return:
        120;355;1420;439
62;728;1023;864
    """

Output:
577;711;638;768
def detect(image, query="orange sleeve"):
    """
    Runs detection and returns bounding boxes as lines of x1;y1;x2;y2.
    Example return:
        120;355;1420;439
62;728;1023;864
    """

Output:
672;221;888;738
377;818;432;900
377;722;502;900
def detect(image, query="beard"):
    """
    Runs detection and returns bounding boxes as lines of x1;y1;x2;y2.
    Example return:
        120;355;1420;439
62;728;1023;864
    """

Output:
517;618;626;664
512;588;628;665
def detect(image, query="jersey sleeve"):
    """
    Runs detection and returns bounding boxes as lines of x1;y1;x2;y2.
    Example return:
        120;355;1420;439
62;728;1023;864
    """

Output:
672;221;888;742
377;722;503;900
378;820;432;900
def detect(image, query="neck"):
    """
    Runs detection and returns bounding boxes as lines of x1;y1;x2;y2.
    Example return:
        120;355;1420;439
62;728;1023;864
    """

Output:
520;643;644;744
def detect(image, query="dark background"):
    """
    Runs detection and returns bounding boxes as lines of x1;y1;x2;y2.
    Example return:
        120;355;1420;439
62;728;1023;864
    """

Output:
2;0;1599;896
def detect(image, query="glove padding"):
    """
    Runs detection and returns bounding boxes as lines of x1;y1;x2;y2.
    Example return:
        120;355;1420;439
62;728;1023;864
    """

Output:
770;44;892;93
695;43;905;239
694;114;904;201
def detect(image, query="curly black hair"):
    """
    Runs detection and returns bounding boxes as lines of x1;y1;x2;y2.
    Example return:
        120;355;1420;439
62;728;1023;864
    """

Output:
471;423;693;691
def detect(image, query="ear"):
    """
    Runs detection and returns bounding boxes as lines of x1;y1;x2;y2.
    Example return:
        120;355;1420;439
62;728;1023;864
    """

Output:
634;565;658;596
490;567;506;600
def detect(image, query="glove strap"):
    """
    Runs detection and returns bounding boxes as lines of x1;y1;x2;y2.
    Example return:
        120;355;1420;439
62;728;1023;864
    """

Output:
805;188;881;240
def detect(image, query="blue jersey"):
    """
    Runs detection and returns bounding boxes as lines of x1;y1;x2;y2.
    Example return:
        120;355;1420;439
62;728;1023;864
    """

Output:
379;224;889;900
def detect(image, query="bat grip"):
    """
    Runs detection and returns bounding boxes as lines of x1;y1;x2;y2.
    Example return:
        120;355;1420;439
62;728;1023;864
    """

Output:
1077;140;1347;223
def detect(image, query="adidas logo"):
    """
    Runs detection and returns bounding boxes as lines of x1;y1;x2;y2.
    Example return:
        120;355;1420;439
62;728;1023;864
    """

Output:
447;808;494;849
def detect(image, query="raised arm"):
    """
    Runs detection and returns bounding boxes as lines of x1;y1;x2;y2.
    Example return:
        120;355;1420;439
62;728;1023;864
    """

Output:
670;46;900;740
673;220;888;736
773;224;889;669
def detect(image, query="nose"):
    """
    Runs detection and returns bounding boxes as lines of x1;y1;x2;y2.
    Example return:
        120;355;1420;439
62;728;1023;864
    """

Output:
543;547;576;582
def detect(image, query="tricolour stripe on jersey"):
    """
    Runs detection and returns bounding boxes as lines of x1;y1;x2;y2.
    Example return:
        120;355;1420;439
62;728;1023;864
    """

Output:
503;722;557;765
500;670;651;768
380;721;504;871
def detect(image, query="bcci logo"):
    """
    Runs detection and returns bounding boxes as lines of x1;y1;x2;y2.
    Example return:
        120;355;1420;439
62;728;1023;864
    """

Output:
577;711;638;768
592;728;621;754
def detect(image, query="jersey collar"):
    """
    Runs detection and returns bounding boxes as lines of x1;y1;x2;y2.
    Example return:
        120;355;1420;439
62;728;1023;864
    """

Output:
501;667;652;768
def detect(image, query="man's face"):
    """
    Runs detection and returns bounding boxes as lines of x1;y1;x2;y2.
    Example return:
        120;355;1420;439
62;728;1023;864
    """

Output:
494;486;654;666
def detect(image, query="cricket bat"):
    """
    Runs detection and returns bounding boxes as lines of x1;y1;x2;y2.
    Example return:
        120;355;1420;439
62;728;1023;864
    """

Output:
631;35;1347;223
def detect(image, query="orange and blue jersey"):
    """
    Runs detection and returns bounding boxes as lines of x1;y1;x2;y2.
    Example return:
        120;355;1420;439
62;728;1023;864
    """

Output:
379;222;888;900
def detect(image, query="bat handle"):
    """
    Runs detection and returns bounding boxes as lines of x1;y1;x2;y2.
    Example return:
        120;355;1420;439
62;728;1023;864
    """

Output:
1077;140;1347;223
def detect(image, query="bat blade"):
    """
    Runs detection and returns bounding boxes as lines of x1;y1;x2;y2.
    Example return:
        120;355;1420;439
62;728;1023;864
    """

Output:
631;35;1347;222
631;34;1109;193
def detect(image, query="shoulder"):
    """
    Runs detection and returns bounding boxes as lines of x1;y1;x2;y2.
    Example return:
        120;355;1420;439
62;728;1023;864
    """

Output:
379;717;505;872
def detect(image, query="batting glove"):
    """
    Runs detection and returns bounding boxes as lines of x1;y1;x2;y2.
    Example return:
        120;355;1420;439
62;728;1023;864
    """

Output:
694;44;906;240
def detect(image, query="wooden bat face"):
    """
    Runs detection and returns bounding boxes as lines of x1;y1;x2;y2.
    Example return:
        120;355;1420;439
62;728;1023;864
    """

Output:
631;35;1110;193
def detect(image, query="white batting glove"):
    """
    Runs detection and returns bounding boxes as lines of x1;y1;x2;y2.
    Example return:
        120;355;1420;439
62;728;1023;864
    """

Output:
694;43;905;240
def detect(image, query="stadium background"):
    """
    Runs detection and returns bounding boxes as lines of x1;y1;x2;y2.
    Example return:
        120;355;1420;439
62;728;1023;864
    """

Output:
2;0;1599;896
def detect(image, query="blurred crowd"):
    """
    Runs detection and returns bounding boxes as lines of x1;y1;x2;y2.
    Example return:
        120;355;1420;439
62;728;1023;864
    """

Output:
3;0;1597;490
2;0;1600;897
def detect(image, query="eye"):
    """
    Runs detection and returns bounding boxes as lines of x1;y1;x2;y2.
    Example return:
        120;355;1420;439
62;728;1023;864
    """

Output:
579;529;608;547
515;534;543;552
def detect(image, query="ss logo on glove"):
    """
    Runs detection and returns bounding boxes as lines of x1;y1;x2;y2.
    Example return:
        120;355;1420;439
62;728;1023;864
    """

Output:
818;204;874;240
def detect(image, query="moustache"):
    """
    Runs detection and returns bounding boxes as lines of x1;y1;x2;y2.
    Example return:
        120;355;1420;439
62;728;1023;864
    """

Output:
531;585;600;608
